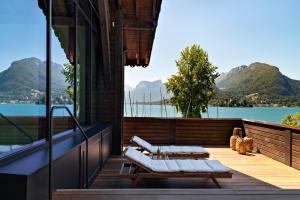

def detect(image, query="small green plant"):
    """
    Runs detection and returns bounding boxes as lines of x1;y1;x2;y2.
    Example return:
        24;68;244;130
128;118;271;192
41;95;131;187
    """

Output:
281;113;300;127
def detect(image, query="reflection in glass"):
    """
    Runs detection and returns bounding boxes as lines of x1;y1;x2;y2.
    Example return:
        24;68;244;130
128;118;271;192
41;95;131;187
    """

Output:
52;0;75;134
77;11;90;125
0;0;47;154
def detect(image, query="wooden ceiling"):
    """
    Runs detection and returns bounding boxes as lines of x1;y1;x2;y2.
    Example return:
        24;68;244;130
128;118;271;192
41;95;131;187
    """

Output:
121;0;162;67
41;0;162;68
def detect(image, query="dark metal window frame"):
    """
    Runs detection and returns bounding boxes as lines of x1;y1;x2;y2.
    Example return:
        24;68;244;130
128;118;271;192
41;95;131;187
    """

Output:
46;0;102;199
46;0;101;131
0;0;101;160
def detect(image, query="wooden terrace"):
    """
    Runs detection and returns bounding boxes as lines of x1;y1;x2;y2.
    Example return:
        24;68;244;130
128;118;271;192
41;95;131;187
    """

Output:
91;147;300;190
53;117;300;199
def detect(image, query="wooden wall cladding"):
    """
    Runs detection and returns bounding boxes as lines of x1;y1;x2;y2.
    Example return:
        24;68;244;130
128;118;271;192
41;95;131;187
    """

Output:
243;119;300;170
123;117;171;145
175;119;242;145
292;132;300;170
123;117;243;145
244;121;290;165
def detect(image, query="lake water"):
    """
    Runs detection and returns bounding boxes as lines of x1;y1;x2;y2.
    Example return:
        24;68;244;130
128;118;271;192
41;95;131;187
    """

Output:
0;104;73;116
0;103;299;123
124;104;300;123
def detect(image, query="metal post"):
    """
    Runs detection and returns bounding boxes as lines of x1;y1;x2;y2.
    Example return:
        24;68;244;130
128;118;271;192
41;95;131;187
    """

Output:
73;2;78;130
46;0;52;199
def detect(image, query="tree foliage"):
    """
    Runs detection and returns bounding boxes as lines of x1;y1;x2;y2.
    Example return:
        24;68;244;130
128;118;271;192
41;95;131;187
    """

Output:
281;113;300;127
61;63;79;104
165;44;219;118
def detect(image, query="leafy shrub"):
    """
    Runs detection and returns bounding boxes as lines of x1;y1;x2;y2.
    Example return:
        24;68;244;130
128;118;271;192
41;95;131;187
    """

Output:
281;113;300;127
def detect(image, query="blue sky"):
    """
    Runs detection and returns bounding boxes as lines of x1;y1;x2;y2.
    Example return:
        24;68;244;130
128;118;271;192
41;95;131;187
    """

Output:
0;0;68;71
1;0;300;88
126;0;300;87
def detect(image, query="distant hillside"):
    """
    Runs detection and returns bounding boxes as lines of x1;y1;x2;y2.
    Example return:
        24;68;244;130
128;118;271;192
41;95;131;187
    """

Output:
215;62;300;97
125;80;170;102
0;57;68;102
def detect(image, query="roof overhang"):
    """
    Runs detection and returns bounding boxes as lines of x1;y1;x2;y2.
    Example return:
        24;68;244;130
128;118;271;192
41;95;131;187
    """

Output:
122;0;162;67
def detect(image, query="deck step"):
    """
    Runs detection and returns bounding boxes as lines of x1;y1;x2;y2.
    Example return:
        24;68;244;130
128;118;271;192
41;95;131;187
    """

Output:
53;189;300;200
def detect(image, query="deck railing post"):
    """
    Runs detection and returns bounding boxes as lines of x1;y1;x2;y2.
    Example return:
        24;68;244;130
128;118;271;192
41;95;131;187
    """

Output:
168;119;176;145
284;129;292;167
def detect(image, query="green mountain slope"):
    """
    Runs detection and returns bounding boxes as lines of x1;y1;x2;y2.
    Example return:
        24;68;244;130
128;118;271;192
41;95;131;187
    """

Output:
216;62;300;97
0;57;67;101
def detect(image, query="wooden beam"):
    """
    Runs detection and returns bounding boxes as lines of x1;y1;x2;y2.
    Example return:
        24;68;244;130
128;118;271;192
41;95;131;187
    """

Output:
98;0;111;82
136;31;140;65
135;0;141;18
123;18;156;30
112;4;124;155
152;0;157;18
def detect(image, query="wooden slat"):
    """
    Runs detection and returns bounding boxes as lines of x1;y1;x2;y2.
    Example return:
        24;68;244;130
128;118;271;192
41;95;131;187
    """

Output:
89;147;300;190
54;189;300;200
123;117;242;145
244;121;292;166
292;133;300;170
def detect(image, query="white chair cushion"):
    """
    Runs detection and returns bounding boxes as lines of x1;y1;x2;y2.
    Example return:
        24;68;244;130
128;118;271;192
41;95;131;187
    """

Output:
151;160;180;172
124;146;152;169
151;145;208;154
175;160;213;172
205;160;231;173
124;147;230;174
131;136;153;152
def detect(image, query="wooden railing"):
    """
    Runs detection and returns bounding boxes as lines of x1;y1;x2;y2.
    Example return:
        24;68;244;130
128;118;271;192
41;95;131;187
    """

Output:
123;117;300;171
2;116;300;171
243;119;300;170
123;117;243;145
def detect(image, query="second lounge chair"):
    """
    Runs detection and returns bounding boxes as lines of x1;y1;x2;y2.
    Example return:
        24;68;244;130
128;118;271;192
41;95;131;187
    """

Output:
130;135;209;158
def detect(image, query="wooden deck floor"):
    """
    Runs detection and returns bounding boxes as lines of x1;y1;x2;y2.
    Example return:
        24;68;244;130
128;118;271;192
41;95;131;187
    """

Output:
90;147;300;190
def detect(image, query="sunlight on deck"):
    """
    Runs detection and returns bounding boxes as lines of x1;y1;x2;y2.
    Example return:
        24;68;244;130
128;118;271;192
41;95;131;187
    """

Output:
208;147;300;189
91;147;300;189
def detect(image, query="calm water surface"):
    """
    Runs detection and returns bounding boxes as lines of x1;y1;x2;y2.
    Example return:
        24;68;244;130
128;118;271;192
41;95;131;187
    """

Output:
124;104;300;123
0;104;299;123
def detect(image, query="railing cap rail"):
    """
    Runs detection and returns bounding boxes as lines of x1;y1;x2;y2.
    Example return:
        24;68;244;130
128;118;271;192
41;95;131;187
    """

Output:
242;118;300;132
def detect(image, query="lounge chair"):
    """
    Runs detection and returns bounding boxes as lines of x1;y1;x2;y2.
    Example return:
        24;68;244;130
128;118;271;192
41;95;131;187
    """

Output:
130;135;209;158
120;147;232;188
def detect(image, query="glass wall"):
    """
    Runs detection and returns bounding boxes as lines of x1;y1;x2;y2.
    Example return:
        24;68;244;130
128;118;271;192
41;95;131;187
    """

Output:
0;0;102;155
0;0;47;153
51;0;75;134
77;10;90;124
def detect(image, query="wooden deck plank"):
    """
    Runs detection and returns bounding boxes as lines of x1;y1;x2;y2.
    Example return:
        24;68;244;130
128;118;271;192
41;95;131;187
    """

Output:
54;189;300;200
90;147;300;190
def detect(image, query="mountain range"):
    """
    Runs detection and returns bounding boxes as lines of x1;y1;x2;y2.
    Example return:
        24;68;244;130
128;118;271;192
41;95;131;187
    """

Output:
0;57;68;102
125;80;170;102
216;62;300;97
1;58;299;105
126;62;300;104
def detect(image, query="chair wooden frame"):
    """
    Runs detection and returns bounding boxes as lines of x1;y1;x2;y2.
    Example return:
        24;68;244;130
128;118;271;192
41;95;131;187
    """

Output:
120;149;232;188
130;137;210;159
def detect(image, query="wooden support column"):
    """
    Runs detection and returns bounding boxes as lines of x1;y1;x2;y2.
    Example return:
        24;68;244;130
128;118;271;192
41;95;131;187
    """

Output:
284;129;292;166
169;119;176;145
98;0;111;84
112;3;124;155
